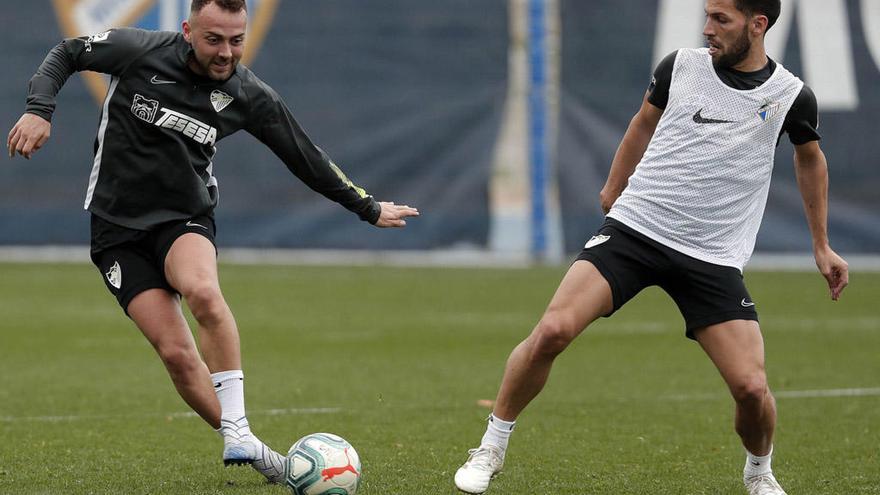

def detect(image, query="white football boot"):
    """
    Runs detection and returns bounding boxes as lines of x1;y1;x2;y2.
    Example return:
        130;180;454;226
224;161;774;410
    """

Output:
744;473;788;495
454;445;504;494
219;417;286;484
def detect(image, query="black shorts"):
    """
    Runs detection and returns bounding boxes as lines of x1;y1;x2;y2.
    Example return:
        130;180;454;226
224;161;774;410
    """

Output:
90;214;217;315
576;218;758;339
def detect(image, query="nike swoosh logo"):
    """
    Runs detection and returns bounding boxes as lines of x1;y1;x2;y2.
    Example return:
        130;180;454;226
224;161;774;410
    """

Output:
186;221;208;230
751;461;761;466
584;234;610;249
741;298;756;307
150;75;176;85
214;382;222;388
693;109;734;124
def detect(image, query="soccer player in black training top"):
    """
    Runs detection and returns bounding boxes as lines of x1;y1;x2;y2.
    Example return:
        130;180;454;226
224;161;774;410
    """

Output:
8;0;418;483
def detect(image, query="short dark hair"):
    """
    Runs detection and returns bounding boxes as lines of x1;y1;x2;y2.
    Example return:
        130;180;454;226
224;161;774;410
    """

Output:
190;0;247;15
734;0;781;31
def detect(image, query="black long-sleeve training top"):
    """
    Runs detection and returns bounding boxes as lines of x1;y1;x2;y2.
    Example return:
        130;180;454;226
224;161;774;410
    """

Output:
25;28;381;230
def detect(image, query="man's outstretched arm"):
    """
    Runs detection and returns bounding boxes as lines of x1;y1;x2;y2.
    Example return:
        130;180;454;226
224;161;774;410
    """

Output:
793;140;848;300
8;28;176;159
245;81;418;227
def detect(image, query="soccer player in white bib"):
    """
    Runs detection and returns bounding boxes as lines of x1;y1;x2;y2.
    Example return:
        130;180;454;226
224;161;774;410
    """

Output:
454;1;848;494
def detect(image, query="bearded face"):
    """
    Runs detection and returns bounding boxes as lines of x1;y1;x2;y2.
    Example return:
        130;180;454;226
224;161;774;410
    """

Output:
709;24;752;69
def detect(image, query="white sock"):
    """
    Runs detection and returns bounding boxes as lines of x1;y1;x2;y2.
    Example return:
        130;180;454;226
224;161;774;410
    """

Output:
480;414;516;452
211;370;251;436
744;446;773;478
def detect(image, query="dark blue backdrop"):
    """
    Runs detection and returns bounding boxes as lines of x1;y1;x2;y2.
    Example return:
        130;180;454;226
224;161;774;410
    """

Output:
1;1;876;254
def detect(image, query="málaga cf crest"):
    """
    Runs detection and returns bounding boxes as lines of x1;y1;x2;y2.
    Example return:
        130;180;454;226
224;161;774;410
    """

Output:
53;0;278;104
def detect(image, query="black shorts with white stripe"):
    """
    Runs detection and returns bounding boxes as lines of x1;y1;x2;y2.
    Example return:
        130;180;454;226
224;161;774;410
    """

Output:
89;214;216;315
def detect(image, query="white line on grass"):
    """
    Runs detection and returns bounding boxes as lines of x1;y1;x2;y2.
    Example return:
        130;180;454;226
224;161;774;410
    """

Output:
0;406;341;423
262;407;342;416
666;387;880;402
774;387;880;398
5;388;877;423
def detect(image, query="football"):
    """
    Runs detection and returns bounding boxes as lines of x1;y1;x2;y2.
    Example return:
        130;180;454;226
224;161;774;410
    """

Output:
284;433;361;495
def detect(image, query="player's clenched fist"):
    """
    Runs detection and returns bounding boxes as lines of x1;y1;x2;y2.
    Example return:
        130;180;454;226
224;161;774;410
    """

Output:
8;113;51;159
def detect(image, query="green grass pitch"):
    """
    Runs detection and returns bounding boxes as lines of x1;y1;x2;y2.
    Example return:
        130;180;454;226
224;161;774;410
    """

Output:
1;262;878;494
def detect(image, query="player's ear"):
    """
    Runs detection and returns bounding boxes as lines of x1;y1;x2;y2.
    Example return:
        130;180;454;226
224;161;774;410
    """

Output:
182;19;192;42
752;14;768;37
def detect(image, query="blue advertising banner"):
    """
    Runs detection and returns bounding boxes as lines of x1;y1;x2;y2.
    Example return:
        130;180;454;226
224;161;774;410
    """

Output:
1;0;507;249
1;1;876;255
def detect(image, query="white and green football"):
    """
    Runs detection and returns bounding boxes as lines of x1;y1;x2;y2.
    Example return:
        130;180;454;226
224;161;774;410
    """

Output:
285;433;361;495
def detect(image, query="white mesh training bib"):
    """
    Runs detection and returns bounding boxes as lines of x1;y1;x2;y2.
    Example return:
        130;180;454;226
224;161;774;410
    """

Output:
608;48;803;270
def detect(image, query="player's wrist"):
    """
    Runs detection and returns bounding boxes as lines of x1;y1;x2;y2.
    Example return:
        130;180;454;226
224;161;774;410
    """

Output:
811;240;832;255
361;198;381;225
23;108;53;124
599;184;622;200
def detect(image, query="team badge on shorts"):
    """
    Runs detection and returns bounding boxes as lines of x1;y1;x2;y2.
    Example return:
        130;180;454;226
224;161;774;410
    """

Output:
584;234;610;249
106;261;122;289
54;0;279;105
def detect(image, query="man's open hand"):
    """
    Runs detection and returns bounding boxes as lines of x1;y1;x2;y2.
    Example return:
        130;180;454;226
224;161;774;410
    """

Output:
374;201;419;228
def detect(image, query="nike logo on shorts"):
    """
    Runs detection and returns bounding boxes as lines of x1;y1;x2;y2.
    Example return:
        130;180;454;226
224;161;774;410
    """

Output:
741;298;756;307
584;234;610;249
186;221;208;230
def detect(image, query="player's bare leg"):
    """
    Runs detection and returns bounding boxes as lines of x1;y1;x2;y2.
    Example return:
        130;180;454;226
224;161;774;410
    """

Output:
128;288;221;428
493;261;613;420
163;233;284;482
695;320;786;495
455;260;613;494
164;233;240;372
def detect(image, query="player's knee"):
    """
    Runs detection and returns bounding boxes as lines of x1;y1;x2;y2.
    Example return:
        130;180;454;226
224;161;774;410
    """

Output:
730;372;769;404
157;343;200;380
183;283;227;324
531;314;577;357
